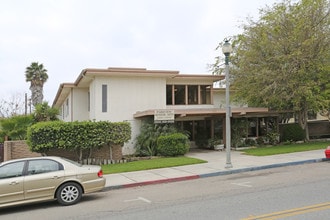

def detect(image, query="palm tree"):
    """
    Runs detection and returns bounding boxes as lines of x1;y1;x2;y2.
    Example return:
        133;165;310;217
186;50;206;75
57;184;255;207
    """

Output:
25;62;48;107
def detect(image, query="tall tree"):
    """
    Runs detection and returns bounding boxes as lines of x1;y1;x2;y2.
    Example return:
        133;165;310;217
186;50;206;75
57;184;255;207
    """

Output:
25;62;48;107
214;0;330;140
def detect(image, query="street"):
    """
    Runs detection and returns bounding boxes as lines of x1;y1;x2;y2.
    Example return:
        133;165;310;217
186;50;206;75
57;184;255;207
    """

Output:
1;161;329;219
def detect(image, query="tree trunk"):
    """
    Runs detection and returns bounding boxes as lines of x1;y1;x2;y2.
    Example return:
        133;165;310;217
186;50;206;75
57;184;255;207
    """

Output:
30;85;44;106
297;104;310;141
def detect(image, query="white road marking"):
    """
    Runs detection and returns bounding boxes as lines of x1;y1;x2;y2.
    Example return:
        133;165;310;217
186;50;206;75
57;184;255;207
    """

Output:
231;181;252;187
124;197;152;203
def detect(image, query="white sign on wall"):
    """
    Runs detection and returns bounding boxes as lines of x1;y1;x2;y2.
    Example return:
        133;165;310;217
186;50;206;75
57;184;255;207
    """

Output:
154;109;175;123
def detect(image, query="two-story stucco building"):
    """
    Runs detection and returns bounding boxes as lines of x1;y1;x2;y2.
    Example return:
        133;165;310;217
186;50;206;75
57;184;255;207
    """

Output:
52;67;277;155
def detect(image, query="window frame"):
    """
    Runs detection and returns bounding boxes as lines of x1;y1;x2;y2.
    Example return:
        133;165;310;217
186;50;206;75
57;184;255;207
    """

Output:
167;84;212;105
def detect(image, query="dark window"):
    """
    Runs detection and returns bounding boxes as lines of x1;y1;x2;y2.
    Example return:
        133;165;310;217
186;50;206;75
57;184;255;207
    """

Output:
102;84;107;112
27;159;62;175
174;85;186;105
188;85;198;104
167;84;212;105
248;118;257;137
65;98;69;116
166;85;173;105
0;161;25;179
200;85;211;104
88;92;90;112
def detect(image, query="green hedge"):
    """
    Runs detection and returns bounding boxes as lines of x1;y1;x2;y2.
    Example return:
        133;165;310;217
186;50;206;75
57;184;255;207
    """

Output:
281;123;306;142
157;133;190;157
26;121;131;155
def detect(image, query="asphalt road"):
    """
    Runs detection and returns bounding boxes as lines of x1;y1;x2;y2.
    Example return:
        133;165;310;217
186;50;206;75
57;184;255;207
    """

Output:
1;161;329;220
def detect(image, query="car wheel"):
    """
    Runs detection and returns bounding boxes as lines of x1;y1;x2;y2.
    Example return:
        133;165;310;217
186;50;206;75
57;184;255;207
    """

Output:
56;182;82;206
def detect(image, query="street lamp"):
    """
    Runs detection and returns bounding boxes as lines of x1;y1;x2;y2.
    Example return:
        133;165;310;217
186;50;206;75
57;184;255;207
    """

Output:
222;39;233;168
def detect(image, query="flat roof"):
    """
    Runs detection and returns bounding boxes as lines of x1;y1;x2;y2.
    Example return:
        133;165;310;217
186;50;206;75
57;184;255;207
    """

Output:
134;107;275;118
52;67;224;107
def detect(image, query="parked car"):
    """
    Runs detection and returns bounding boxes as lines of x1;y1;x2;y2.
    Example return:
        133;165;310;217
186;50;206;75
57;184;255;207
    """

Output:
0;156;106;208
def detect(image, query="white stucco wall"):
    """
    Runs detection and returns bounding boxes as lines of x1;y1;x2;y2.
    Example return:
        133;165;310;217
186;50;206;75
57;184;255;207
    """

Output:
91;76;166;121
213;90;247;108
58;88;89;122
71;88;89;121
89;76;167;154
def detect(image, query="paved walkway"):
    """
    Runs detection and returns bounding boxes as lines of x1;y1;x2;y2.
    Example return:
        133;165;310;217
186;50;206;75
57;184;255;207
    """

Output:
103;149;328;190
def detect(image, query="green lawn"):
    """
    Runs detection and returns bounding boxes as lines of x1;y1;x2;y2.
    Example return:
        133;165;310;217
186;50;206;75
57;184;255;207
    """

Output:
101;156;207;174
101;141;329;175
242;141;330;156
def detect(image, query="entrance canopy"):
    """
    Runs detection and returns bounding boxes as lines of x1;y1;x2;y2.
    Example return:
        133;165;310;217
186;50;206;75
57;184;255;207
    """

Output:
134;107;277;119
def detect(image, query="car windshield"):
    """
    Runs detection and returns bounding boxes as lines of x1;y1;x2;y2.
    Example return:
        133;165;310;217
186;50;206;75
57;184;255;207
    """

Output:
60;157;82;167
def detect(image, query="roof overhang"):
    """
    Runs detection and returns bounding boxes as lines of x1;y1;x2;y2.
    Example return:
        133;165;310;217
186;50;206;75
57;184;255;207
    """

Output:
52;67;224;107
170;74;224;82
134;107;276;119
75;67;180;86
52;83;75;108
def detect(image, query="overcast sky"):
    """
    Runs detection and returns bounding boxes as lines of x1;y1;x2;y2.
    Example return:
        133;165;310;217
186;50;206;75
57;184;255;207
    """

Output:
0;0;279;103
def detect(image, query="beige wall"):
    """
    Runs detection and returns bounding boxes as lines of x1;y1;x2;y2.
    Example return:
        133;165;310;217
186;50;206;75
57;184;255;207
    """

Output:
213;89;247;109
72;88;89;121
4;141;41;161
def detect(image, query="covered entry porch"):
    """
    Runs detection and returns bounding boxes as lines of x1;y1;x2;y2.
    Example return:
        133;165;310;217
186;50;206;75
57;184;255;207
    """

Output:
134;107;280;149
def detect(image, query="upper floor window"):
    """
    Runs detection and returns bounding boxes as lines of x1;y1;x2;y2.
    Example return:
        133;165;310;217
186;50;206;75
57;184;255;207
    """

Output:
175;85;186;105
188;85;198;104
166;84;212;105
65;98;69;117
102;84;107;112
88;92;90;112
200;85;211;104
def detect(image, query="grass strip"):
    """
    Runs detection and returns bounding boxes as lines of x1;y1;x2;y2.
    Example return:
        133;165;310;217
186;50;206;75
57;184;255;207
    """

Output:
243;141;330;156
101;156;207;174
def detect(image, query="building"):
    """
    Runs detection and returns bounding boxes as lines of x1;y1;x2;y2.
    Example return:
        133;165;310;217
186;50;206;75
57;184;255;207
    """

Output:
52;67;278;154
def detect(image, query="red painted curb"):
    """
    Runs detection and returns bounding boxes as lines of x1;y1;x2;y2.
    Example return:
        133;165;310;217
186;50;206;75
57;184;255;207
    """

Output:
122;175;200;188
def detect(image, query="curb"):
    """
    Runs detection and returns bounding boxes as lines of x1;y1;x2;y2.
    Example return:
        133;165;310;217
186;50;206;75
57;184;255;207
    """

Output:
105;175;199;191
199;158;327;178
103;158;329;191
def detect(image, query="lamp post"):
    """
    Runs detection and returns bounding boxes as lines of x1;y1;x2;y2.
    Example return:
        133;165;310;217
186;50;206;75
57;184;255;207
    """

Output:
222;39;233;168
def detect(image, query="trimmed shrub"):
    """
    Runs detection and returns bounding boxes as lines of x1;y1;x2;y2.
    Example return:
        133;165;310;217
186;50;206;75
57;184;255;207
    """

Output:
157;133;190;157
281;123;306;142
26;121;131;161
135;121;178;156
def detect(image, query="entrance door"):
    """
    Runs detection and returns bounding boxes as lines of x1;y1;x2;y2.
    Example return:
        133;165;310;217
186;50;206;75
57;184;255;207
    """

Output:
176;118;224;148
178;120;211;141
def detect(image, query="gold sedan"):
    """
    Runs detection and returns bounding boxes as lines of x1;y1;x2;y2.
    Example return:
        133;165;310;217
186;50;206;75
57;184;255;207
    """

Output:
0;156;106;208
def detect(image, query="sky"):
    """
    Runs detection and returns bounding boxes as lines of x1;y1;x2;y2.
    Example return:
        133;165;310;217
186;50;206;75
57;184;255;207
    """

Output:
0;0;280;103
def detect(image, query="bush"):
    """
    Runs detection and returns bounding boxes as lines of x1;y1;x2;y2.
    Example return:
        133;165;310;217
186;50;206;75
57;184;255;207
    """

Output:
256;136;266;146
281;123;306;142
135;121;178;156
245;138;257;147
157;133;190;157
0;115;34;141
266;132;280;145
27;121;131;161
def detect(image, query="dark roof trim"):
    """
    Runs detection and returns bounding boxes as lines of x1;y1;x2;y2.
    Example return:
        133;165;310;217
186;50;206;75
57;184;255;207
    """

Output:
134;107;272;118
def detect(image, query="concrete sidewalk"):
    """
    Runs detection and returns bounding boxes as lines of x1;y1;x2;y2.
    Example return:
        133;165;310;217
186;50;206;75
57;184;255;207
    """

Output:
103;149;328;191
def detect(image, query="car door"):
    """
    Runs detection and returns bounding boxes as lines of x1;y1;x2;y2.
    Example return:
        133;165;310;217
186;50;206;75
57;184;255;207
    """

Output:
0;161;25;205
23;159;65;201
